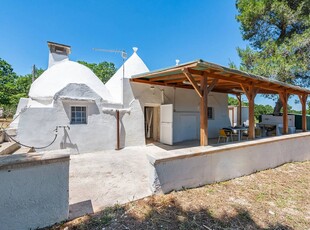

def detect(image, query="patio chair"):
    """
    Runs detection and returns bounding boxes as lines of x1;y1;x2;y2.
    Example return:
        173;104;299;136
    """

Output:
241;129;249;140
217;129;231;143
223;127;238;141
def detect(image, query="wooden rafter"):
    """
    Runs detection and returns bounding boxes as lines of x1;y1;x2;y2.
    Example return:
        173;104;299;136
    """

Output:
149;74;185;82
206;78;219;94
182;68;202;98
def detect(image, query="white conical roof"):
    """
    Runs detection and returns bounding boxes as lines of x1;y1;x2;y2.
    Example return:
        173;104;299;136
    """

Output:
29;60;113;102
105;47;149;103
112;47;149;79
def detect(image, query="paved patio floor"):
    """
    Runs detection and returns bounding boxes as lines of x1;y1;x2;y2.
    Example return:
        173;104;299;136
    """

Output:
68;144;165;219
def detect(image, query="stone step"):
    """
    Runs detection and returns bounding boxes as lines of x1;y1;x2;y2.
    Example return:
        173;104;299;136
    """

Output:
3;128;17;142
0;142;20;155
13;146;34;155
0;131;4;144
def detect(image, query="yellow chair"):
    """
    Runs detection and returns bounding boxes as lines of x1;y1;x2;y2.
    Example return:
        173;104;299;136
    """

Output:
217;129;231;143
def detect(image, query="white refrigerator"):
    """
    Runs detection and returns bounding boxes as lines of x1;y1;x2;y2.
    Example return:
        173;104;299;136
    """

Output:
160;104;173;145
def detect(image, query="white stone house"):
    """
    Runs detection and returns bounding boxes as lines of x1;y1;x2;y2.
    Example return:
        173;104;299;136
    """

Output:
12;42;231;153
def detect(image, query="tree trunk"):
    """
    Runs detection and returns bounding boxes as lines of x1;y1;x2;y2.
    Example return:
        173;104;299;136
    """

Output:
273;98;283;115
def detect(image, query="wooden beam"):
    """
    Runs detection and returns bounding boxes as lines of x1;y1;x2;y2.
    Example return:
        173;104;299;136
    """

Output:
149;74;185;82
298;94;308;132
164;78;187;84
182;68;202;98
279;91;289;134
206;78;219;94
136;63;199;79
200;75;208;146
204;71;289;94
131;78;167;86
241;84;258;139
236;94;242;126
131;78;192;89
169;68;290;95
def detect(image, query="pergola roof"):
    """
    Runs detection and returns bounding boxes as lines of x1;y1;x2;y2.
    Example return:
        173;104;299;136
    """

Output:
131;59;310;96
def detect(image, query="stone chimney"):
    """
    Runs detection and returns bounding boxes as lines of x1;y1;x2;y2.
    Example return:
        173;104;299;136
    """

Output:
47;41;71;68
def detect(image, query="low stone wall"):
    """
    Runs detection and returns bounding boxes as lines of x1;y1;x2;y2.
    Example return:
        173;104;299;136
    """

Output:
0;153;70;230
148;132;310;194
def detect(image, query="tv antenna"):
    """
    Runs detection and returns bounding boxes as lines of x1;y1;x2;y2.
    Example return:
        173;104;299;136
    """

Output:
93;48;127;76
93;48;127;106
93;48;127;59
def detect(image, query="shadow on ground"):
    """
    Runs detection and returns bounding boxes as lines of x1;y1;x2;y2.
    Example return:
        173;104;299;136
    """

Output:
50;196;293;230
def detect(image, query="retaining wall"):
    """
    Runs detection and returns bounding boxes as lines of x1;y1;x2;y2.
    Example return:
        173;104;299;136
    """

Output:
0;153;70;230
148;132;310;193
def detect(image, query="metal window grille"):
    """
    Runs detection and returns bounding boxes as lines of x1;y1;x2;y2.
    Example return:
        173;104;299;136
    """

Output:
71;106;87;124
207;107;214;119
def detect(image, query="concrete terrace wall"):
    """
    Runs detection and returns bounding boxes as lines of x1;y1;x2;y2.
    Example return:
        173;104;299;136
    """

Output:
0;153;70;230
148;132;310;194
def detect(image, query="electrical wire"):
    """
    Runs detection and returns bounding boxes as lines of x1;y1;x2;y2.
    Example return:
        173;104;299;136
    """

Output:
0;126;60;150
2;128;58;150
0;107;60;150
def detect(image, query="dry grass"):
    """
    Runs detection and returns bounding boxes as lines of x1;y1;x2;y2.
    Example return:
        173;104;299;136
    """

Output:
49;161;310;230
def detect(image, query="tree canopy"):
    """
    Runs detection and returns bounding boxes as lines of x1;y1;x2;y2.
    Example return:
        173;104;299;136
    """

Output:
234;0;310;114
77;61;116;83
0;58;17;106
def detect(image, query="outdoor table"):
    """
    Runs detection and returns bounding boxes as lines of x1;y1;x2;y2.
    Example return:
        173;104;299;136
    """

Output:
230;127;248;141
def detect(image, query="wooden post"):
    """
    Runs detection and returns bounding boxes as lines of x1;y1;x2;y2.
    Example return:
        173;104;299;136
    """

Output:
279;92;289;134
241;84;258;139
237;94;242;126
116;110;120;150
298;94;308;132
182;69;218;146
200;75;208;146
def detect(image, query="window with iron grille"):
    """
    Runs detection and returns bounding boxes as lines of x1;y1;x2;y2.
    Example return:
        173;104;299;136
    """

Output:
208;107;214;119
71;106;87;124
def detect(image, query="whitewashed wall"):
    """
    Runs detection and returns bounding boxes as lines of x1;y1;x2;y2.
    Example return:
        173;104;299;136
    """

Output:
16;84;119;153
0;153;69;229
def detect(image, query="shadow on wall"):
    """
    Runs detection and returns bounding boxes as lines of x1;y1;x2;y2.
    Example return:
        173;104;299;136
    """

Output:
58;196;293;229
60;129;79;153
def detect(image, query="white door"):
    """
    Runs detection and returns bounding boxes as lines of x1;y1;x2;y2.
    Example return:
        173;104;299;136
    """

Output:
160;104;173;145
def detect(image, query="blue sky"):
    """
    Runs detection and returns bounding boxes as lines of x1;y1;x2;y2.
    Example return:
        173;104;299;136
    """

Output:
0;0;301;110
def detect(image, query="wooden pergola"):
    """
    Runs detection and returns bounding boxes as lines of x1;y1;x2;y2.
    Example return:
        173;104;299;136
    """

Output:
131;60;310;146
